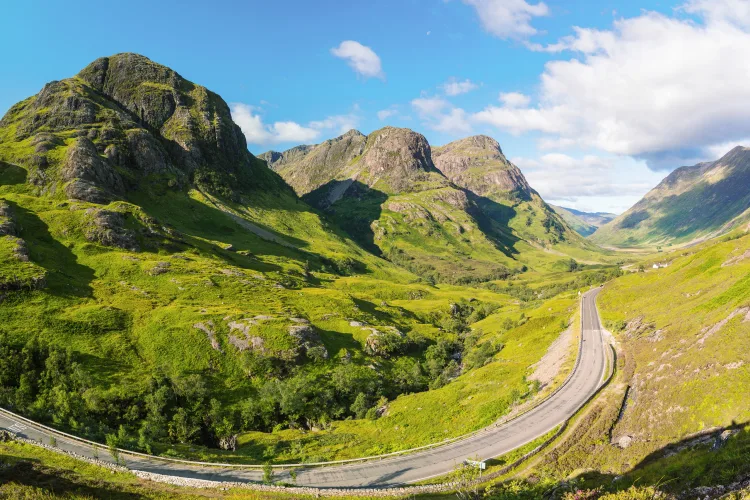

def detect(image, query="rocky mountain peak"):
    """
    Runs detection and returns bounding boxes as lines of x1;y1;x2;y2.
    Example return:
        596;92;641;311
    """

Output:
0;53;280;203
432;135;531;200
359;127;438;183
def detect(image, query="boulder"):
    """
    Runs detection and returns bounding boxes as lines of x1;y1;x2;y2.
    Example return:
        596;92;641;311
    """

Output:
83;208;139;251
0;201;16;236
62;138;124;203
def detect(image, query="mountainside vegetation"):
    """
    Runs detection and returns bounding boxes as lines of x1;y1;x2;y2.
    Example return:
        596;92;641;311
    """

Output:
263;132;613;285
0;53;620;465
592;146;750;247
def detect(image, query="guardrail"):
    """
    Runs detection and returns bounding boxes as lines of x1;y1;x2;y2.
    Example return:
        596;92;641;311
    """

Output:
0;289;603;471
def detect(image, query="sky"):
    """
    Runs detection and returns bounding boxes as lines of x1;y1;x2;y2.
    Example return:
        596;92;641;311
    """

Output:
2;0;750;214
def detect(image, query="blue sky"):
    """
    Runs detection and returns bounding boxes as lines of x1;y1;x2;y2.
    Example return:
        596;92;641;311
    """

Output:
2;0;748;213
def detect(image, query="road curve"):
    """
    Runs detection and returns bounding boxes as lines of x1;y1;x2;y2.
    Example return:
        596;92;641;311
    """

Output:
0;288;609;488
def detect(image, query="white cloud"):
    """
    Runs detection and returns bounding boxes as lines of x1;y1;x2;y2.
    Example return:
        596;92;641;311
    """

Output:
472;2;750;169
411;97;472;136
308;113;360;135
463;0;549;39
512;153;663;212
705;139;750;160
682;0;750;29
498;92;531;108
230;103;360;147
433;108;472;135
441;78;479;96
331;40;384;79
377;107;399;121
411;97;450;118
271;121;320;143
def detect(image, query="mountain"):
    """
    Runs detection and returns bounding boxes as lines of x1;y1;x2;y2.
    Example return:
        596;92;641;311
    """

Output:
2;54;588;467
433;135;597;260
592;146;750;247
1;53;498;458
550;205;616;237
263;127;529;283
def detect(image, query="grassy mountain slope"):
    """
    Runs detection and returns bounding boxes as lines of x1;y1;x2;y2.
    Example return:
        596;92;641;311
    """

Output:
431;136;612;268
263;127;526;284
592;146;750;247
264;132;614;283
550;205;616;237
0;53;593;466
535;224;750;487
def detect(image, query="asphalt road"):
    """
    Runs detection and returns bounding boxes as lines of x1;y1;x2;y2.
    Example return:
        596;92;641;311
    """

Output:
0;288;608;488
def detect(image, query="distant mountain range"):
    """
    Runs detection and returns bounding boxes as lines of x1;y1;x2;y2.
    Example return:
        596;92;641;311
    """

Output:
263;132;601;281
550;205;616;237
592;146;750;247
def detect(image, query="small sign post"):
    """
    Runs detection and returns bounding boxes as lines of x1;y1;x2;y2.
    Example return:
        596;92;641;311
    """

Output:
464;459;486;478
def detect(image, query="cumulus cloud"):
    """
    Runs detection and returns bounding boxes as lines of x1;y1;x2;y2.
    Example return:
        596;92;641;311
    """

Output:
411;97;450;118
472;1;750;169
513;153;662;210
331;40;384;79
433;108;473;135
377;107;399;121
308;113;360;135
411;97;472;136
463;0;549;39
230;103;360;147
441;78;479;96
498;92;531;108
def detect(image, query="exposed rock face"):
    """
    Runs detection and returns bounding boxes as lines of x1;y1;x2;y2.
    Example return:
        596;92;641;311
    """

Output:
1;53;286;202
261;127;446;201
83;208;139;251
78;54;259;194
432;135;532;200
261;130;365;197
125;129;175;175
358;127;445;193
289;324;329;359
0;201;16;236
62;138;124;203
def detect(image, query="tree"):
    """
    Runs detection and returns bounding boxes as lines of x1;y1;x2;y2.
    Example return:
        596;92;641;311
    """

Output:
262;462;274;484
106;432;120;463
350;392;369;419
390;357;425;394
168;407;200;444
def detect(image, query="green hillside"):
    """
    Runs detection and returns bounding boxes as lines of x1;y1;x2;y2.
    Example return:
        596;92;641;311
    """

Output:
522;225;750;496
263;132;614;284
592;146;750;247
0;53;612;465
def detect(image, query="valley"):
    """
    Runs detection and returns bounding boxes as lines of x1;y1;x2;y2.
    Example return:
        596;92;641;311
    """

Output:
0;50;749;500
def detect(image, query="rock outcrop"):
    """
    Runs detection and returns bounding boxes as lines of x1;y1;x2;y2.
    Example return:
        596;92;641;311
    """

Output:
83;208;139;251
433;135;532;200
0;201;16;236
0;53;287;203
62;138;124;203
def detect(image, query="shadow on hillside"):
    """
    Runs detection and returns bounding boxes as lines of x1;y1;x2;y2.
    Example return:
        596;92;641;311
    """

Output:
303;180;388;256
563;421;750;496
132;192;308;274
467;192;522;258
0;161;27;185
0;457;145;499
653;172;750;239
11;203;94;297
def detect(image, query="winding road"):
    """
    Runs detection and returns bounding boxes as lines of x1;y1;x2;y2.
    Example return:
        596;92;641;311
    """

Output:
0;288;609;488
